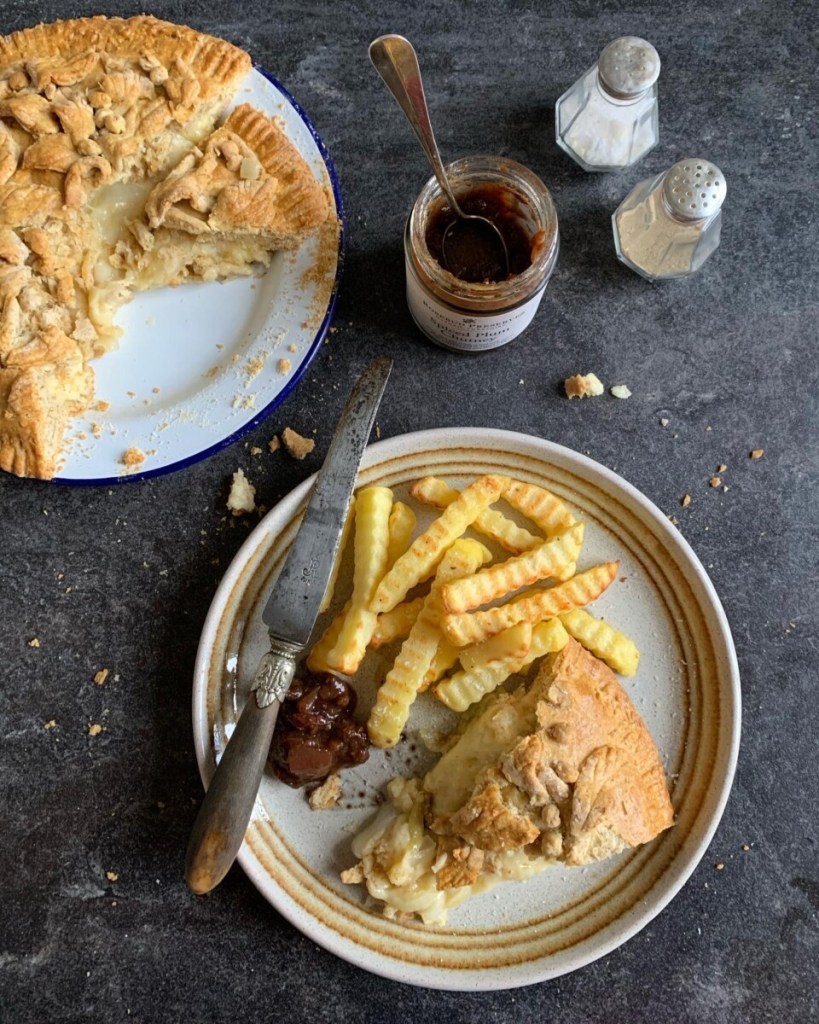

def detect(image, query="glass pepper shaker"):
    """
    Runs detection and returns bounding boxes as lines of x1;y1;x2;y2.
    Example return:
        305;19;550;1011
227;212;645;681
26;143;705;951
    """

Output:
556;36;661;171
612;158;727;281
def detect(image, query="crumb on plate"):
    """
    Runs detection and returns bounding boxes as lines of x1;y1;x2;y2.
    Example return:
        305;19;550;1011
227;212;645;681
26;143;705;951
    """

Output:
308;773;342;810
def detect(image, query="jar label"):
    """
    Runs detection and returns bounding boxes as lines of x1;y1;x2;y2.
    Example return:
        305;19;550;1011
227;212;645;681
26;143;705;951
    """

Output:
405;261;546;352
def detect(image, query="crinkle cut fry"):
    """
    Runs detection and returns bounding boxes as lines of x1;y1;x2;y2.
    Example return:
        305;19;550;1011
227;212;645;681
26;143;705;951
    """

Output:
367;538;490;748
370;474;509;614
504;479;577;538
441;561;620;647
440;522;584;614
410;475;542;554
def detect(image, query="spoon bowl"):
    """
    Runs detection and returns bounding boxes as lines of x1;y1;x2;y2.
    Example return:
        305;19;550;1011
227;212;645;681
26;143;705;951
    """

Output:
369;35;510;282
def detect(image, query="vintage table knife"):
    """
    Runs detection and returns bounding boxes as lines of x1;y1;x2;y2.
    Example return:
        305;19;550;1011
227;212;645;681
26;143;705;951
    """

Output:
185;356;392;895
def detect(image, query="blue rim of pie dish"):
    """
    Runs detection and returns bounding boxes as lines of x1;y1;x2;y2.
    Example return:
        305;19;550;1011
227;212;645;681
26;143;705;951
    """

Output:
54;66;345;487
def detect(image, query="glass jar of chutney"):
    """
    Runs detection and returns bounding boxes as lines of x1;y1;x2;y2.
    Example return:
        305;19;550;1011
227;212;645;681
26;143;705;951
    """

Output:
404;155;559;353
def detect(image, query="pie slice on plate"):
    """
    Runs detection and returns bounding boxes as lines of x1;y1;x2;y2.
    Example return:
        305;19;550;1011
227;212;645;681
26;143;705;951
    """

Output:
0;15;331;479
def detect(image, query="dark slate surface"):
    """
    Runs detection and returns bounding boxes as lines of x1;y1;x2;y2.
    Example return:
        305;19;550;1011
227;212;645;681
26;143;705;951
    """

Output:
1;1;817;1021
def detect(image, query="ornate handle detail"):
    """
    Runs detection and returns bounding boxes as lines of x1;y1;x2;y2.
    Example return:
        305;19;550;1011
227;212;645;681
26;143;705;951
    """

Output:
251;636;301;708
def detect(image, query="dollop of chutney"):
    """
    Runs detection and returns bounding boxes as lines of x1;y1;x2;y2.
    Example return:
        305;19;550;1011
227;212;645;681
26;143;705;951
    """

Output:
269;671;369;787
425;183;534;283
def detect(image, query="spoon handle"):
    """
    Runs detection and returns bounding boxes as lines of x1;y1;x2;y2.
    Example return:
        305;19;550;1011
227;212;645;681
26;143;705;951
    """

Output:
369;35;462;214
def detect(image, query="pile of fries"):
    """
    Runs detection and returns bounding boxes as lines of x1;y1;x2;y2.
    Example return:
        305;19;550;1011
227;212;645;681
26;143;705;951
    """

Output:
307;474;639;749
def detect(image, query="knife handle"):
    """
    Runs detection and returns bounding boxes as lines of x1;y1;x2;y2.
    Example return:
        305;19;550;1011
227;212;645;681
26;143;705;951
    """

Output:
185;647;297;894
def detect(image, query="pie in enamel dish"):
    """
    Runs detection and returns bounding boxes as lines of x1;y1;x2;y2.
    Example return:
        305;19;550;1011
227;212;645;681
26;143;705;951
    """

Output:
0;16;331;479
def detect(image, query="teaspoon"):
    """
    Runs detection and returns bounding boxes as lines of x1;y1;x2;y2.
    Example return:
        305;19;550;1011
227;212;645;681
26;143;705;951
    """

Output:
369;34;510;283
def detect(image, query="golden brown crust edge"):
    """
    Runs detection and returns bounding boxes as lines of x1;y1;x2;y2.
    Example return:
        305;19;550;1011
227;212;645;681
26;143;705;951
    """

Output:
0;15;251;100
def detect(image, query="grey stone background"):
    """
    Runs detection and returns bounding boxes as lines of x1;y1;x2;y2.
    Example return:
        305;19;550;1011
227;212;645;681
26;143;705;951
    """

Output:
1;1;817;1021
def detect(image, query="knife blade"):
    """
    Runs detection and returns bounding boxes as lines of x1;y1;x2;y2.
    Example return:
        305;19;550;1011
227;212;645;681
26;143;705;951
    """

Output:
185;356;392;895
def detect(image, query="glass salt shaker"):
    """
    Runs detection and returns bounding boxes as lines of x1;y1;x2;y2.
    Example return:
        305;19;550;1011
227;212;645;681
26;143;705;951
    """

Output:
612;158;727;281
556;36;661;171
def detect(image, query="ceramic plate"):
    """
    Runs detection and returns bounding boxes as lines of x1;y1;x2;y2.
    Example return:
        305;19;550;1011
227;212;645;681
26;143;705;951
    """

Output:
56;67;342;485
192;428;740;990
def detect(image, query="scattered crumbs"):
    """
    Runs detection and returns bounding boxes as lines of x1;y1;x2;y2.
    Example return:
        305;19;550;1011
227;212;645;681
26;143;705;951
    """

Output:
216;343;224;350
287;343;298;353
375;423;381;439
668;515;680;525
205;365;219;379
76;431;87;440
308;773;342;810
659;417;669;427
28;637;40;648
329;326;337;334
88;723;104;737
619;576;628;583
723;485;729;492
717;463;728;472
750;448;765;459
91;422;102;439
152;386;161;394
126;390;137;398
709;476;722;488
244;352;268;382
106;870;119;882
681;494;692;507
96;400;110;412
715;862;725;871
231;354;240;364
610;384;632;399
120;447;146;467
226;468;256;516
282;427;315;460
250;446;263;456
277;358;292;374
44;720;56;730
564;372;604;399
268;436;281;453
705;425;712;432
742;843;751;852
94;668;109;686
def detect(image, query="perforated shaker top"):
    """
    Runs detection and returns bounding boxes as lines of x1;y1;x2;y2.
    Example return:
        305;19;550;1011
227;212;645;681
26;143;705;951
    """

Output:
598;37;661;98
662;159;727;220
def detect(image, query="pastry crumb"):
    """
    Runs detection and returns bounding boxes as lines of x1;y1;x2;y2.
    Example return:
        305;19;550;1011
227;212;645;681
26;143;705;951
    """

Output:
120;447;146;467
277;358;292;374
308;773;342;810
282;427;315;460
340;863;365;885
94;668;109;686
750;448;764;459
709;476;722;488
659;417;669;427
28;637;41;648
564;373;604;399
250;446;263;456
106;870;119;882
717;463;728;472
44;719;56;730
88;723;104;737
226;468;256;516
96;400;110;412
681;494;692;507
268;436;281;453
610;384;632;399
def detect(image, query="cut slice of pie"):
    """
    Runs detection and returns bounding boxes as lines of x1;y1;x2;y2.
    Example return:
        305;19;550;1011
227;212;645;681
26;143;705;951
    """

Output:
0;16;332;480
342;639;674;924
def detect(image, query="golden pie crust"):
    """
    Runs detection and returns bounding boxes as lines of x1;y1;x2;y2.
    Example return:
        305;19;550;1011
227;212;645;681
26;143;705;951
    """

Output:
425;638;675;873
0;16;330;479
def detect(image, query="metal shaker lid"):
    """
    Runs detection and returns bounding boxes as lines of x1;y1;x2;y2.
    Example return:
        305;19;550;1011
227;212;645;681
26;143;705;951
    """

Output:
662;159;727;220
598;37;661;98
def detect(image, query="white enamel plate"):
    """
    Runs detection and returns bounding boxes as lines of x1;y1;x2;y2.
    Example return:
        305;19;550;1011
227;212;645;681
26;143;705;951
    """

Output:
192;429;741;990
56;68;342;485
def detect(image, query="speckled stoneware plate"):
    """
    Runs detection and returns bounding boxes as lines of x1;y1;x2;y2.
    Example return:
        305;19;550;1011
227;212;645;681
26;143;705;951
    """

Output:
192;428;740;990
56;67;342;485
